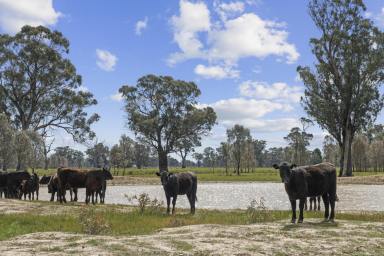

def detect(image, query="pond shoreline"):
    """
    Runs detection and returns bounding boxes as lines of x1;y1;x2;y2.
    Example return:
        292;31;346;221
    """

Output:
100;175;384;186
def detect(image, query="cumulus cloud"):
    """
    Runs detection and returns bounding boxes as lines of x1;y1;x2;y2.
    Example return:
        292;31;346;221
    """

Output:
96;49;117;71
110;92;123;102
194;64;239;79
169;0;299;79
0;0;61;34
135;17;148;35
169;0;211;65
239;81;303;103
214;1;245;21
198;97;298;132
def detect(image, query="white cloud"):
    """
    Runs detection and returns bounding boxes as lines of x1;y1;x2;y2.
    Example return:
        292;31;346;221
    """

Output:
0;0;62;34
169;1;299;79
169;0;211;65
214;1;245;21
239;81;303;103
96;49;117;71
110;92;123;102
76;86;89;92
135;17;148;35
208;13;299;64
194;64;239;79
198;97;298;132
221;118;300;132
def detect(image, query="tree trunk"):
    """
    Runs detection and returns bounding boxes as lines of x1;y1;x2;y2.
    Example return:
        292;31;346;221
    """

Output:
342;127;353;176
158;150;168;171
181;156;186;168
338;144;345;177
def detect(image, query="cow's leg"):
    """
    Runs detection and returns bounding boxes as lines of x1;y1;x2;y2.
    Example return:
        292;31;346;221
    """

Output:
317;197;321;211
50;192;55;202
172;196;177;215
322;194;330;221
298;198;305;223
187;193;194;214
166;195;171;214
329;194;336;222
36;189;39;201
92;192;95;205
304;198;308;211
290;199;296;223
85;188;89;204
74;188;78;202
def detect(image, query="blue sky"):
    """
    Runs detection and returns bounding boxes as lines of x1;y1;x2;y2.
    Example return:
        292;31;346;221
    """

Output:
0;0;383;155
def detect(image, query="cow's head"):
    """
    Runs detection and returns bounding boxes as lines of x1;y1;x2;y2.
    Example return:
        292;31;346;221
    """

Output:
156;170;173;186
103;169;113;180
273;163;296;183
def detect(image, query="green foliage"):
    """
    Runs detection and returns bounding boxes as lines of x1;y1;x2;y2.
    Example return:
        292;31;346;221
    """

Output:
227;124;251;175
0;25;99;143
298;0;384;176
119;74;216;170
85;142;109;168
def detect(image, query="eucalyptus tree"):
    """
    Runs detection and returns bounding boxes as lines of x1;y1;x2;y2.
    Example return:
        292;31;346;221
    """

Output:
119;75;216;170
298;0;384;176
217;142;230;174
227;124;251;175
0;113;15;170
175;137;200;168
134;142;150;169
0;26;99;168
284;127;313;165
193;152;204;167
119;135;135;170
86;142;109;168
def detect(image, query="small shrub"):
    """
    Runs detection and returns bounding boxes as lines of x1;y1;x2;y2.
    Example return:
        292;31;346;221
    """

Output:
78;207;111;235
125;193;163;214
246;197;273;223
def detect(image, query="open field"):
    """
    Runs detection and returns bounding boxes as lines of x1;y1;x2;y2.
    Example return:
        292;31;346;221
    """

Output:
33;167;384;185
0;199;384;255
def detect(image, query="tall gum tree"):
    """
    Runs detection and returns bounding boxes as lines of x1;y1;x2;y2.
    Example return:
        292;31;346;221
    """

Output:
119;74;217;171
297;0;384;176
0;26;99;157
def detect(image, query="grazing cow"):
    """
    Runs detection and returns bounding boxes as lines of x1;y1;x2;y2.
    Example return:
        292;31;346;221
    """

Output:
85;169;113;204
273;162;337;223
19;173;39;200
47;174;76;202
0;171;7;198
156;170;197;214
6;171;31;198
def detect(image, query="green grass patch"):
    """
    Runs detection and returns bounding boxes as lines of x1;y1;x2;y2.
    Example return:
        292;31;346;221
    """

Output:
1;207;384;241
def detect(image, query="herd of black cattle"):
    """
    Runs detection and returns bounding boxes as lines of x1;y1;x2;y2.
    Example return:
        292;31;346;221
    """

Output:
0;162;337;223
0;167;113;204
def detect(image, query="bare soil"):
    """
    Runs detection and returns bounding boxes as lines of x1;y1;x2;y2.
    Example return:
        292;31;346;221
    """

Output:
0;220;383;255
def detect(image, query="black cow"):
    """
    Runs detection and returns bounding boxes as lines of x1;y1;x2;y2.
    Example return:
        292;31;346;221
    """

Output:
0;171;7;198
47;173;77;202
6;171;31;198
85;169;113;204
19;173;39;200
156;170;197;214
273;162;337;223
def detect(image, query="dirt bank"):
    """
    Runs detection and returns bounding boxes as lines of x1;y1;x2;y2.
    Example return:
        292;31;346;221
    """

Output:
0;220;383;255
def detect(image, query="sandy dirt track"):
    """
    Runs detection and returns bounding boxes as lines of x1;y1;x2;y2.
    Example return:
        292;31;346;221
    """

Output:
0;220;383;256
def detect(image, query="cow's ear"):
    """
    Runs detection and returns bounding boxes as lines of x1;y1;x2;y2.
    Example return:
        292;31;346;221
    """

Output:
290;164;297;169
272;164;279;169
156;172;160;176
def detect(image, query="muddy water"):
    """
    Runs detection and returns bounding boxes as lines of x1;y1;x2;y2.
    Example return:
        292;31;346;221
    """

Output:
37;182;384;211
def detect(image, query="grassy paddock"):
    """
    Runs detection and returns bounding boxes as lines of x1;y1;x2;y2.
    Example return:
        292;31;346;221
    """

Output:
32;167;384;183
1;205;384;241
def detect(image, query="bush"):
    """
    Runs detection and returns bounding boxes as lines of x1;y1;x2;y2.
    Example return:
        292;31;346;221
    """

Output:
125;193;163;214
78;207;111;235
246;197;273;223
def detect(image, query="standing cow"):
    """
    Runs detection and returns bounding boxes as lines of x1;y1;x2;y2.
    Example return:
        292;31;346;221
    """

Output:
19;173;39;200
85;169;113;204
156;170;197;214
0;171;7;198
273;162;337;223
6;171;31;198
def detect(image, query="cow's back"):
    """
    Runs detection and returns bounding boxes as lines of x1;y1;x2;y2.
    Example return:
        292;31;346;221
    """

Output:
175;172;196;195
58;168;87;188
302;162;336;197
